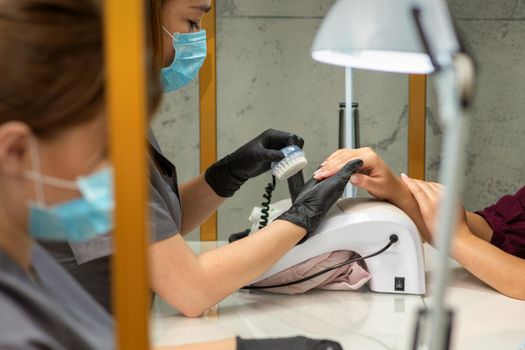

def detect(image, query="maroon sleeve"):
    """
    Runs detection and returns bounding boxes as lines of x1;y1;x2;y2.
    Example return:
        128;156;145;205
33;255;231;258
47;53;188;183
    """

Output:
476;186;525;259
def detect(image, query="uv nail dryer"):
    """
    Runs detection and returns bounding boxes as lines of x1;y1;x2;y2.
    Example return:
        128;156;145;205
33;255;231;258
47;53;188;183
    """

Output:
251;197;426;295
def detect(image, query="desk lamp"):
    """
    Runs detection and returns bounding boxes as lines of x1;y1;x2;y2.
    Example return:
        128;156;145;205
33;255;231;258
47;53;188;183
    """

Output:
311;1;476;349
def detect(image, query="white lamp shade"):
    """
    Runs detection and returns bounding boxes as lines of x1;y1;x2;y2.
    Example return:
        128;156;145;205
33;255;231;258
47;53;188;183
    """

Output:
311;0;460;74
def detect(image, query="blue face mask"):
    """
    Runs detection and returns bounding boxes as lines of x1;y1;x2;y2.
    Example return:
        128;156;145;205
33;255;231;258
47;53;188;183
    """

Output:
25;140;114;242
161;27;207;92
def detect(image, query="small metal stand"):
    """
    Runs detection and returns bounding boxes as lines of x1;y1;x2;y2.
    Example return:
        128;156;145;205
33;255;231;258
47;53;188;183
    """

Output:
338;102;360;149
412;308;454;350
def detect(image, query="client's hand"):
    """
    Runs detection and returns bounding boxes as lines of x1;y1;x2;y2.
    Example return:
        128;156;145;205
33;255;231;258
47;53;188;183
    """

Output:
401;174;469;244
314;148;434;238
277;159;363;243
314;148;408;206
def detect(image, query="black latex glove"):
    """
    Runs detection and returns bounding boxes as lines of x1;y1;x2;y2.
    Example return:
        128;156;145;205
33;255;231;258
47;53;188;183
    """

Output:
205;129;304;197
277;159;363;243
236;336;343;350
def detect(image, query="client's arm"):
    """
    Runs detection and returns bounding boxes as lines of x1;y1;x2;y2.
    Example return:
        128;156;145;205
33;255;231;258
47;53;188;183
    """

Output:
402;175;525;300
465;211;493;242
453;226;525;299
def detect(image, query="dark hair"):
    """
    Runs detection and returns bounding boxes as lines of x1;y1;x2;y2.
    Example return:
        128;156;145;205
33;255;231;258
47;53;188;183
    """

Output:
0;0;161;137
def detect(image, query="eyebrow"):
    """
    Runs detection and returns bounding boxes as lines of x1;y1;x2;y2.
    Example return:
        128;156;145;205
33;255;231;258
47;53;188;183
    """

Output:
192;4;212;13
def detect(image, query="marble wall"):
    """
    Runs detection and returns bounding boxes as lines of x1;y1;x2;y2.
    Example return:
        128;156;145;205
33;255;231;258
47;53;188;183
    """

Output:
152;0;525;241
442;0;525;209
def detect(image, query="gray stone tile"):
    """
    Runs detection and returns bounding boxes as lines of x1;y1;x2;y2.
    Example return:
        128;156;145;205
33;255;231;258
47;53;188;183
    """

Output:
217;0;336;18
460;19;525;210
354;71;409;178
426;19;525;210
448;0;525;19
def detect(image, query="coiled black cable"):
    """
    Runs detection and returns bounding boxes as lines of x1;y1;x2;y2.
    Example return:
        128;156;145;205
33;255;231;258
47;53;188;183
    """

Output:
258;175;276;229
243;234;399;290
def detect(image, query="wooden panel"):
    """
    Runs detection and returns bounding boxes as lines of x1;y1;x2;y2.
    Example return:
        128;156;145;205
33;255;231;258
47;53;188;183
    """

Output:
105;0;150;349
408;74;427;180
199;0;218;241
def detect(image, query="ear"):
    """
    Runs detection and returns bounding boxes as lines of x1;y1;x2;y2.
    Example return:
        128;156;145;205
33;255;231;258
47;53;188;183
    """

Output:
0;122;32;178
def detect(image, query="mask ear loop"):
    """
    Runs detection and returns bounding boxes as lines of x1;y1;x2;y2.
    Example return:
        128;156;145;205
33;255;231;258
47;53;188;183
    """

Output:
28;137;45;205
26;138;78;204
162;26;175;40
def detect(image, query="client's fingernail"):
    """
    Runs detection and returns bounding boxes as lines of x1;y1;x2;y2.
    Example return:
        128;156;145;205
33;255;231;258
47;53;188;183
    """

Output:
321;161;327;166
350;174;358;184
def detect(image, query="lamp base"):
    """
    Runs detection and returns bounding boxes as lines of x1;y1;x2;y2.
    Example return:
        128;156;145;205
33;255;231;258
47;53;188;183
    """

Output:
412;307;454;350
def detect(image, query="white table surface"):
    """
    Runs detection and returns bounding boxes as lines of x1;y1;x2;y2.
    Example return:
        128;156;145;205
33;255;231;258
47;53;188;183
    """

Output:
152;242;525;350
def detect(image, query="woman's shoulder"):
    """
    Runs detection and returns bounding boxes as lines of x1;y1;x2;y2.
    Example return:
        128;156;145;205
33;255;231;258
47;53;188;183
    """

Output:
0;271;65;349
0;304;55;347
32;244;113;323
0;287;109;350
0;245;114;350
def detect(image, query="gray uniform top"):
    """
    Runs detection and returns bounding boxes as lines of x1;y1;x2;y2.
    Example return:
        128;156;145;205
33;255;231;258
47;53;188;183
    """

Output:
0;244;113;350
40;131;182;312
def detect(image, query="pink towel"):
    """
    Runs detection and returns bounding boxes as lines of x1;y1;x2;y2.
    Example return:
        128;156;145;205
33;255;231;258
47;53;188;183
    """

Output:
252;250;371;294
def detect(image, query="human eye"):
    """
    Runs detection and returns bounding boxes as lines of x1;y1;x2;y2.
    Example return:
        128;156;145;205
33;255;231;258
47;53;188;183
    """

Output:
189;19;200;31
